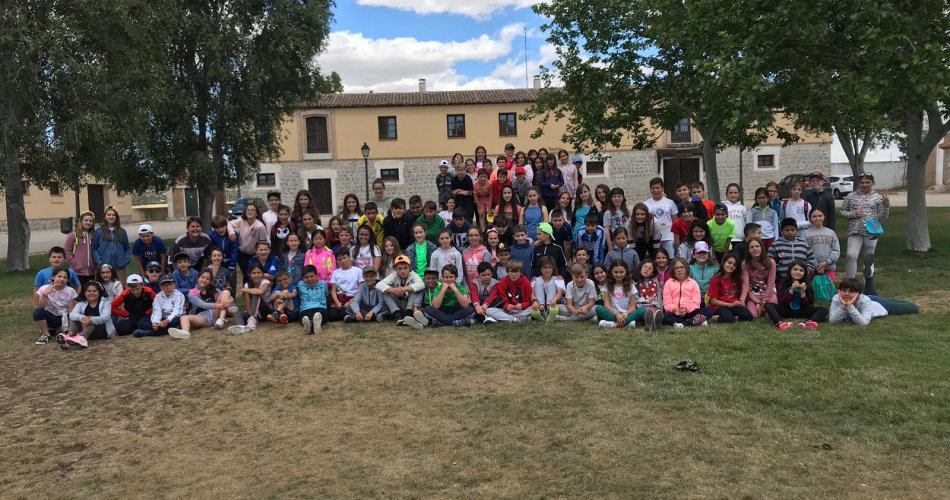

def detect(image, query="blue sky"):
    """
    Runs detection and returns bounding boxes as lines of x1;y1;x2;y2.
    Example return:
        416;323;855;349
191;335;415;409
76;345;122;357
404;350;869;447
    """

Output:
318;0;555;92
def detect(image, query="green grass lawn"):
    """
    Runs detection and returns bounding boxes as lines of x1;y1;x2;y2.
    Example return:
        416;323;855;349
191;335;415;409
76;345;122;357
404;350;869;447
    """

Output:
1;209;949;497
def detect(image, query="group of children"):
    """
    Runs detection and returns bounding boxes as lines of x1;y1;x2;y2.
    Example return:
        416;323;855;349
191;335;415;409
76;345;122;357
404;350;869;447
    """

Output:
31;166;918;348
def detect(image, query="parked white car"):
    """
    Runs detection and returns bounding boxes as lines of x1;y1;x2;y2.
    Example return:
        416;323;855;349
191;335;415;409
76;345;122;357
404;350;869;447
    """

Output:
829;175;855;199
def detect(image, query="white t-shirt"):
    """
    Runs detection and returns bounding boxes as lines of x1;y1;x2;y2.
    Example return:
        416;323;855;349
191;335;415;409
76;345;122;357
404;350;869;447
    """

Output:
438;211;453;226
643;197;678;241
330;266;363;296
782;199;811;229
36;285;78;315
608;285;638;314
262;210;279;233
722;200;748;241
354;245;380;270
566;279;597;306
244;278;272;299
531;276;565;305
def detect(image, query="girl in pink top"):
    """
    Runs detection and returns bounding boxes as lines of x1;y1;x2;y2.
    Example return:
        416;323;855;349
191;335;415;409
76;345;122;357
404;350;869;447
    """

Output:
462;227;492;289
662;257;712;328
740;237;777;318
304;228;337;283
229;200;269;278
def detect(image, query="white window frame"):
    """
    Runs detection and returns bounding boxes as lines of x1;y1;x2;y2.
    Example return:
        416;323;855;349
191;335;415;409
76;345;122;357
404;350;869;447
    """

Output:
754;146;781;171
375;159;406;186
255;164;281;189
579;155;610;178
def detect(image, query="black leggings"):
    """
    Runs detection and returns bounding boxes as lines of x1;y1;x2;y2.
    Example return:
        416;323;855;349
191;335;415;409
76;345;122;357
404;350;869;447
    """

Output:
715;305;754;323
116;314;151;335
764;303;829;324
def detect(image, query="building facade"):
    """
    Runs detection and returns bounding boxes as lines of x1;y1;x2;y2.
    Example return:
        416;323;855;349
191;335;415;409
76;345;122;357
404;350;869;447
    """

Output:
0;180;133;231
240;84;831;212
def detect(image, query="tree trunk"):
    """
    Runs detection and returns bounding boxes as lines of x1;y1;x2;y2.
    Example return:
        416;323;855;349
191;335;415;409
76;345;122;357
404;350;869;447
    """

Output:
901;109;943;253
197;179;216;231
3;157;32;271
835;128;871;178
700;134;721;202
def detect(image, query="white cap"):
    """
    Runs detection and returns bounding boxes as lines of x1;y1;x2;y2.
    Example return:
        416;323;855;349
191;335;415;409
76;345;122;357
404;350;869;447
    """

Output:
126;274;144;284
693;241;710;253
138;224;153;234
439;160;449;167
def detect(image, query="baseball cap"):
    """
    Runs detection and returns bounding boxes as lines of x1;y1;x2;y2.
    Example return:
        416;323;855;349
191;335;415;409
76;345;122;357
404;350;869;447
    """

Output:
439;159;449;167
515;167;526;176
138;224;153;234
809;170;826;180
126;274;144;285
159;274;175;284
693;241;710;253
610;187;625;196
572;156;583;164
504;142;515;150
174;252;190;263
497;242;510;253
538;222;554;237
145;261;162;271
394;255;411;266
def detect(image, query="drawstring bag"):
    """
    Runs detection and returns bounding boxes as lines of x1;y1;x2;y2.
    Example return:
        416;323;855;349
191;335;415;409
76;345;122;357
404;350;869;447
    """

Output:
812;274;836;303
865;219;884;235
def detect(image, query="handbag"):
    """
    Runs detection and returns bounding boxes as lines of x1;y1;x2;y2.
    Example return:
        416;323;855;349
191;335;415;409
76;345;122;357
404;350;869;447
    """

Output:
812;274;836;303
865;218;884;235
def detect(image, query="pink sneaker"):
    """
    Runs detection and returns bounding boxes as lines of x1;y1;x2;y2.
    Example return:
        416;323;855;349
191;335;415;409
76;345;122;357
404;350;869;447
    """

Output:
778;321;795;331
802;320;820;330
247;317;258;330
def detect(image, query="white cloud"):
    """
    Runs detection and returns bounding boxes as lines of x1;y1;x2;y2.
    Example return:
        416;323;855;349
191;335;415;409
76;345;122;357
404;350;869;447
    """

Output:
355;0;537;20
319;25;529;92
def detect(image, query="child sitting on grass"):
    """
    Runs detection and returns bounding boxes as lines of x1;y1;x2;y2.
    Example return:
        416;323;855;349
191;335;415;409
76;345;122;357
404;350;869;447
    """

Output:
484;259;533;324
59;281;115;349
471;262;499;321
328;249;361;322
597;260;653;330
112;274;157;336
172;252;199;295
136;274;189;339
409;265;476;329
531;256;565;323
561;263;598;322
33;268;78;345
33;246;81;294
297;265;328;335
765;260;828;330
707;254;753;324
662;257;712;328
266;270;299;325
181;269;242;334
236;263;272;332
344;267;385;323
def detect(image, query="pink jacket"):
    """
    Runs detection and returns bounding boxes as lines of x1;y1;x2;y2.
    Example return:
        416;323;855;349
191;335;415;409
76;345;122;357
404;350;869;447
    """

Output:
228;218;268;255
662;278;702;313
304;246;337;283
65;231;96;276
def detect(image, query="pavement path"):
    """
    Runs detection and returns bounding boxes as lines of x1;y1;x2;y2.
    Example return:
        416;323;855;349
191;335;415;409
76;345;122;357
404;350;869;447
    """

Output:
4;191;950;259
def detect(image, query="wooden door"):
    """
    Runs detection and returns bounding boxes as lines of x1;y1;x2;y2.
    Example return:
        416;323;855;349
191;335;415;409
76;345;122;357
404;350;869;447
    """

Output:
87;185;105;218
185;188;200;217
662;158;701;198
308;178;333;221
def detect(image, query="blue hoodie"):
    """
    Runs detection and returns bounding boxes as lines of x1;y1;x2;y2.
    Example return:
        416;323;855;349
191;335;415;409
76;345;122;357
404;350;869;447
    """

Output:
510;239;535;279
208;230;238;269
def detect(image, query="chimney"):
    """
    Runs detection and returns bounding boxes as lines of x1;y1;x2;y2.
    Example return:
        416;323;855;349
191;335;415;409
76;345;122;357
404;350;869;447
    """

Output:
532;75;541;89
419;78;427;93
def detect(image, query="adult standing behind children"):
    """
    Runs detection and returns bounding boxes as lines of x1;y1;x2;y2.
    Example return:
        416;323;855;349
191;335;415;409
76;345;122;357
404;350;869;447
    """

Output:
370;179;393;217
171;217;213;271
841;173;889;295
92;206;131;284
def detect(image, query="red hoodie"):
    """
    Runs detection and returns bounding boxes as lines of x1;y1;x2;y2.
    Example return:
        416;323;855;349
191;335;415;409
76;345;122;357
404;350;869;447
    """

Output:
111;287;156;318
485;274;532;311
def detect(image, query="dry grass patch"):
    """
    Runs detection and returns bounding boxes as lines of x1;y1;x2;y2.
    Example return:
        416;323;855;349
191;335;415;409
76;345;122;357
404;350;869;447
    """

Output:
910;290;950;314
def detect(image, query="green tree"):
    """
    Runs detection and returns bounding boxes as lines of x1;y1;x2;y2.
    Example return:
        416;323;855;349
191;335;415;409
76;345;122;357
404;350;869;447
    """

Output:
527;0;797;201
145;0;335;228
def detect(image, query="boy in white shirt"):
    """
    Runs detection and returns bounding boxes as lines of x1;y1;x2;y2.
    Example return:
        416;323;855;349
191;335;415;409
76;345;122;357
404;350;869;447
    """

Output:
643;177;678;257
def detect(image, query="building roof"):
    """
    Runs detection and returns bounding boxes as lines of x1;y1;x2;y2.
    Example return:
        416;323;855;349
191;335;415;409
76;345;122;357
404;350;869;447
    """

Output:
315;88;542;108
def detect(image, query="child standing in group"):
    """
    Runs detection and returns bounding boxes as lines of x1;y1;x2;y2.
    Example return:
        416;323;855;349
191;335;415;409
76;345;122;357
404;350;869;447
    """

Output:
357;202;385;248
511;167;531;206
112;274;156;336
92;206;131;284
332;226;354;255
345;266;385;323
66;211;97;285
765;260;828;330
281;233;306;285
269;204;296;258
96;264;123;300
803;209;840;283
494;185;522;229
604;227;640;272
573;183;597;229
431;228;464;279
352;225;381;272
33;269;78;344
328;249;362;322
520;187;548;244
208;215;238;271
291;190;319;227
533;223;568;280
297;209;320;250
747;187;780;253
485;229;501;264
678;220;713;262
131;223;168;277
265;270;299;325
602;187;630;251
662;257;712;328
297;265;328;335
229;200;268;280
448;208;472;250
304;228;337;283
436;160;453;209
250;240;279;282
707;254;753;323
383;198;415;250
182;270;242;333
688;242;719;299
490;168;511;210
530;256;565;323
473;169;493;232
549;209;574;259
484;260;534;324
60;281;115;349
706;204;735;262
137;274;189;339
722;183;748;245
561;263;598;322
740;238;776;318
644;178;678;257
628;204;659;262
671;203;696;252
463;227;491;287
596;261;652;330
781;182;812;229
340;194;362;238
510;225;536;277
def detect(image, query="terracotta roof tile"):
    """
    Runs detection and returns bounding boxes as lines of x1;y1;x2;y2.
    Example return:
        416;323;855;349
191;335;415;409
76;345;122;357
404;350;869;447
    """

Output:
315;89;542;108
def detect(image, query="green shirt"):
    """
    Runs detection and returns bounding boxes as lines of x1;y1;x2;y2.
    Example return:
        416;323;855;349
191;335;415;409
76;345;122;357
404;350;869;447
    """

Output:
706;219;735;253
429;281;469;309
416;214;444;244
414;242;428;276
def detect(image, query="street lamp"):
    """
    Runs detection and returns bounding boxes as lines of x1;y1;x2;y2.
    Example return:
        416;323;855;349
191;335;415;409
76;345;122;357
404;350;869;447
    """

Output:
361;142;371;201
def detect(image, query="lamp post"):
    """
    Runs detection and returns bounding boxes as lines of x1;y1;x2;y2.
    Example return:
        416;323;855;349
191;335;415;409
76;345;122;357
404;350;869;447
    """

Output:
361;142;370;201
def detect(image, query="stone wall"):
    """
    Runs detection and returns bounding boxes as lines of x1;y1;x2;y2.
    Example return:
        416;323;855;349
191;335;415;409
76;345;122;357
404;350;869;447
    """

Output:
240;143;832;211
0;216;134;233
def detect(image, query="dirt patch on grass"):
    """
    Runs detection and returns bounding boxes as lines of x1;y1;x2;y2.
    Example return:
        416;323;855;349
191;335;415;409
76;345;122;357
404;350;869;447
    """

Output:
1;323;948;498
910;290;950;314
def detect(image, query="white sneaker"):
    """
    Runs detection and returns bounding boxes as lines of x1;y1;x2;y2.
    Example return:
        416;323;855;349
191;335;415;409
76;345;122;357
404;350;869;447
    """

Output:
700;320;709;327
599;320;615;328
625;321;636;328
168;328;191;340
214;318;226;329
301;315;311;333
312;312;323;335
403;316;424;330
673;323;685;329
412;310;429;327
227;325;252;335
482;317;498;325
